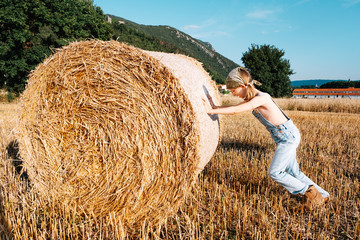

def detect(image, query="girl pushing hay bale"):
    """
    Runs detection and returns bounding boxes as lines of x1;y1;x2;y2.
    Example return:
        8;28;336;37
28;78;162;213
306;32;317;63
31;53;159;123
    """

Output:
18;40;219;232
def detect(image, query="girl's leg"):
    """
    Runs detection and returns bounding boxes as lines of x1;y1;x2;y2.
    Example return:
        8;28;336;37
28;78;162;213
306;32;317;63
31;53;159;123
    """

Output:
286;156;330;197
269;142;329;197
269;143;308;195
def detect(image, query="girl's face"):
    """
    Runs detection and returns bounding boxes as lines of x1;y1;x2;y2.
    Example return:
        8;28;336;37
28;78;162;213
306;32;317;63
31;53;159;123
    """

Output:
229;85;247;99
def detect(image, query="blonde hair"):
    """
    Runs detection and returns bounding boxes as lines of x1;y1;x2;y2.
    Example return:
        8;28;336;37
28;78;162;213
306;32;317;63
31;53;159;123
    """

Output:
239;68;258;101
226;67;261;101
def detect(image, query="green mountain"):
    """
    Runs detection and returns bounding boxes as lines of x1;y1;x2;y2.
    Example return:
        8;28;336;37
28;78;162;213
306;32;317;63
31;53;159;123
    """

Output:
108;15;239;84
291;80;345;88
291;79;360;88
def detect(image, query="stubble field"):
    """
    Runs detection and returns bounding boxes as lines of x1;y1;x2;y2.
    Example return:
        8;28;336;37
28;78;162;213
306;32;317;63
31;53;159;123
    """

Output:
0;97;359;239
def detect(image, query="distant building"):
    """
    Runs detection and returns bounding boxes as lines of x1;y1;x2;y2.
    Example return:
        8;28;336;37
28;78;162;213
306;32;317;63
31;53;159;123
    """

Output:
216;84;229;94
217;84;227;90
106;16;112;23
293;88;360;99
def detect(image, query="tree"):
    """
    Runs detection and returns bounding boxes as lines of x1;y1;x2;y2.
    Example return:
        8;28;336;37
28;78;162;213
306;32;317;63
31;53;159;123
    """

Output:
0;0;112;93
241;44;294;97
320;80;360;88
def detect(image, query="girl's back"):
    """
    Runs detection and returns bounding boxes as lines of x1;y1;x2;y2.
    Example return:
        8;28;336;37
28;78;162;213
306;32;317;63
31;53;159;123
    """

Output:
251;92;289;127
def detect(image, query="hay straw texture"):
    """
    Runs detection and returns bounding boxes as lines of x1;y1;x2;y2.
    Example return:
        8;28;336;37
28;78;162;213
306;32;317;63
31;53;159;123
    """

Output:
18;40;219;232
144;50;220;173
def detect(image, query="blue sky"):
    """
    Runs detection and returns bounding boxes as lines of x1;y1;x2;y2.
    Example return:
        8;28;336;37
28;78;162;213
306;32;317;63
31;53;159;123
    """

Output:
93;0;360;81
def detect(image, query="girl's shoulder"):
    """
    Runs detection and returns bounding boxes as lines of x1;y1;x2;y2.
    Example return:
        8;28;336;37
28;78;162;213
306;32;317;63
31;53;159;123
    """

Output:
254;92;272;101
256;91;270;97
249;91;272;109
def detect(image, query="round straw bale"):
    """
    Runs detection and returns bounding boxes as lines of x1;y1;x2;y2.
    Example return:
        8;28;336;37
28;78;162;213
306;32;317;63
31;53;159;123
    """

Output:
18;40;219;231
144;50;220;173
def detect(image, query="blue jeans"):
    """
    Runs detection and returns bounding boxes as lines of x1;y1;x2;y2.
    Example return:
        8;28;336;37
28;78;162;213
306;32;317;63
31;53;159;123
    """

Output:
268;120;330;197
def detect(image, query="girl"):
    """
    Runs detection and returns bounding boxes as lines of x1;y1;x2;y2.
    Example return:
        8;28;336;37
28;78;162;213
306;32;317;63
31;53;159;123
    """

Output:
202;67;330;210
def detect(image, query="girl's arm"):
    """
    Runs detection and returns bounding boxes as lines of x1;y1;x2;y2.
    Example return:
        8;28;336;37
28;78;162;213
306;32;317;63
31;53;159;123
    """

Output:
205;94;218;109
202;94;268;115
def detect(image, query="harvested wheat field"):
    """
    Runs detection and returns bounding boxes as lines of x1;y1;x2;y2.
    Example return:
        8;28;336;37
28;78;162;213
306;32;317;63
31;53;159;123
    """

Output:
1;96;359;239
13;40;220;236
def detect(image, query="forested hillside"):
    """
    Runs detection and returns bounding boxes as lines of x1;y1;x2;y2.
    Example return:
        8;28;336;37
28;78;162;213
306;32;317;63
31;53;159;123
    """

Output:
0;0;238;95
0;0;112;92
109;15;238;84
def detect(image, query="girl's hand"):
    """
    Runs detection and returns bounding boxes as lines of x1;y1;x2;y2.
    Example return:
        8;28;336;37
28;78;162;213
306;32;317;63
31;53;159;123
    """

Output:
202;98;212;113
205;94;218;109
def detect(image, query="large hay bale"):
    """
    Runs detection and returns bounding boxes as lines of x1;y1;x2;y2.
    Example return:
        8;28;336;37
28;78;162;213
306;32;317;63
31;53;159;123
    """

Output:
144;50;220;173
18;40;219;231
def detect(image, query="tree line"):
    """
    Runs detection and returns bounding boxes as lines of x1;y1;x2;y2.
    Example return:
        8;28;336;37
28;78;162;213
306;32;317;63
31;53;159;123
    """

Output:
320;80;360;89
1;0;294;98
0;0;112;93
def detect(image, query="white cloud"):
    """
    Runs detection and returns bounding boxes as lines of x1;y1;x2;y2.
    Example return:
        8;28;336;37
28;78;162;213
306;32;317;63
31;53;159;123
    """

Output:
246;10;277;19
181;18;231;38
240;7;294;34
343;0;360;6
260;29;281;35
193;31;231;38
183;25;200;30
182;18;216;31
294;0;312;6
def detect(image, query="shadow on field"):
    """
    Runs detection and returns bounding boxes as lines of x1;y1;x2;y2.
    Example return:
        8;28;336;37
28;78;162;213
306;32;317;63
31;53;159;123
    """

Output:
0;195;13;239
219;139;270;153
0;141;24;239
201;140;273;194
6;140;29;182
